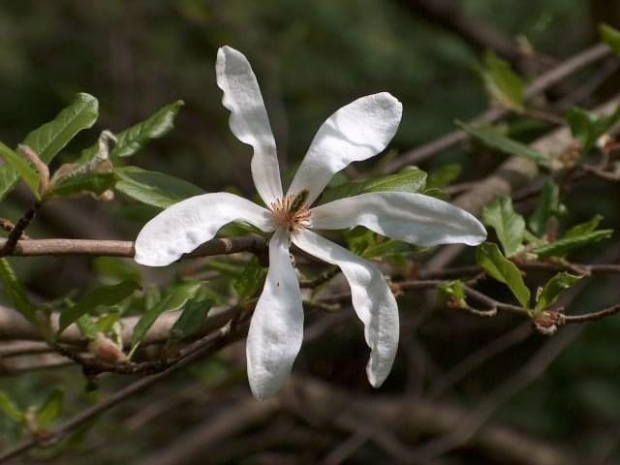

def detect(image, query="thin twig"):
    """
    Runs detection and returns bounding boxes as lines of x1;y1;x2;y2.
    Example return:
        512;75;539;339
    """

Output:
0;202;41;256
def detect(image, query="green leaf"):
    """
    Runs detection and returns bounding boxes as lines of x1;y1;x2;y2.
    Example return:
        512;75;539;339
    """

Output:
476;243;530;308
600;23;620;54
534;230;613;258
426;164;461;189
24;93;98;162
0;141;40;196
438;280;466;301
528;180;561;237
0;94;98;201
363;238;415;258
75;314;98;341
115;166;205;209
36;388;64;429
482;51;525;111
320;167;427;203
0;258;38;324
0;390;22;421
170;299;213;342
131;282;202;353
47;172;115;198
566;106;620;152
59;281;139;334
459;122;550;168
234;257;266;301
81;101;184;161
482;196;525;257
564;215;603;239
535;272;582;312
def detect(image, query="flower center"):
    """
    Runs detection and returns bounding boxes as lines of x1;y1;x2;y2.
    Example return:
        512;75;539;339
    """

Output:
270;190;311;233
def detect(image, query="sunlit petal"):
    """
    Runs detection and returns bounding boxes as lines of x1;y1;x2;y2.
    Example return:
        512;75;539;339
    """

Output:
134;193;273;267
247;229;304;399
310;192;487;246
216;46;283;204
292;229;398;387
287;93;402;204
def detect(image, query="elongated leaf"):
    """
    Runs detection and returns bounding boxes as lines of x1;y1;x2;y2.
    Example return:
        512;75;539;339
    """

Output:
477;243;530;308
131;282;202;353
24;93;98;162
459;122;550;168
47;172;115;198
528;180;561;237
0;141;39;195
0;258;38;324
0;390;22;421
37;388;64;429
81;101;184;161
170;299;213;342
535;272;582;311
75;314;98;341
234;257;266;300
59;281;139;333
115;166;204;209
600;24;620;54
534;230;613;258
482;51;525;111
321;167;427;203
0;94;98;201
482;196;524;257
564;215;603;239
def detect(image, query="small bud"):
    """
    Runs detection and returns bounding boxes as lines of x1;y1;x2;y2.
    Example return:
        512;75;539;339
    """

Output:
88;333;127;364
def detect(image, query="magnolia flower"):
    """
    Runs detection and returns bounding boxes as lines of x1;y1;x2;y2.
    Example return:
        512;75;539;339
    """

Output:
134;46;487;399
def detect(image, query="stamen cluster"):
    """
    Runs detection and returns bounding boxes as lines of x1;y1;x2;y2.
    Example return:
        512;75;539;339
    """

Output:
271;193;311;233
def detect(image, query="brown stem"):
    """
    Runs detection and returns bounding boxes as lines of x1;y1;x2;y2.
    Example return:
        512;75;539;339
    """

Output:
0;201;42;255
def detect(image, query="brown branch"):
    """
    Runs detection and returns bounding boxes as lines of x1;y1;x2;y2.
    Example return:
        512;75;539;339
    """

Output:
0;201;42;256
0;235;265;258
383;43;611;173
0;321;248;464
561;304;620;324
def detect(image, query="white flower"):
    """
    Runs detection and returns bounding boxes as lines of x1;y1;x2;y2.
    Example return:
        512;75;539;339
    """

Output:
134;46;487;399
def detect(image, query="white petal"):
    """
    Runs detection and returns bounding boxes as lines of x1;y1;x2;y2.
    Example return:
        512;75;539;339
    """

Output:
287;93;403;204
310;192;487;247
292;229;398;387
247;229;303;399
135;193;274;267
216;46;283;205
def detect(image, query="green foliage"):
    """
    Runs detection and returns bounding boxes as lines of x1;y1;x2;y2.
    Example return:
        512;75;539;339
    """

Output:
437;280;467;308
0;391;22;422
528;180;562;237
459;122;550;167
481;51;525;111
46;172;115;199
599;23;620;54
0;141;40;197
482;196;525;257
23;93;98;162
59;281;139;334
131;282;202;354
36;388;64;429
0;93;98;201
564;215;603;239
535;272;582;312
0;258;38;324
169;299;213;343
534;230;613;259
234;257;266;301
426;163;461;189
81;100;184;161
566;106;620;152
477;243;530;309
115;166;205;209
321;167;427;203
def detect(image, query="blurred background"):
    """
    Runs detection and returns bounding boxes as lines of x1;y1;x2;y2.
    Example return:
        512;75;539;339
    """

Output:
1;0;620;464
